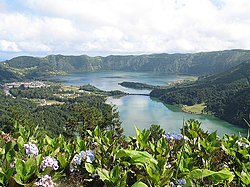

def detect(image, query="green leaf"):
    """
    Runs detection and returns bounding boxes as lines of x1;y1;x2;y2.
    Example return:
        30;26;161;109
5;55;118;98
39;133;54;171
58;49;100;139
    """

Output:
149;142;155;152
110;165;120;180
207;131;217;142
236;171;250;185
52;171;66;180
51;147;61;157
13;173;24;185
5;141;14;155
45;135;52;145
188;129;198;138
76;137;86;152
210;169;234;183
15;159;25;178
116;149;158;165
97;168;110;182
57;153;68;169
190;168;234;183
85;163;95;174
25;157;37;176
191;169;214;179
94;126;101;137
86;130;92;136
0;172;5;185
131;181;148;187
17;136;24;148
6;149;15;162
145;163;159;182
36;154;43;166
117;171;127;187
135;127;141;138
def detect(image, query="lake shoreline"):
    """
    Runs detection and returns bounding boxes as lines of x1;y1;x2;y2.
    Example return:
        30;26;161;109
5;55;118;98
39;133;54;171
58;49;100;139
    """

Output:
52;71;247;136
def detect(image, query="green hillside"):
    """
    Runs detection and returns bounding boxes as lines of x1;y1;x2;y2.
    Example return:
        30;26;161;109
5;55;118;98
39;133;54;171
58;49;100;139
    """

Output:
150;60;250;127
2;49;250;79
0;64;21;82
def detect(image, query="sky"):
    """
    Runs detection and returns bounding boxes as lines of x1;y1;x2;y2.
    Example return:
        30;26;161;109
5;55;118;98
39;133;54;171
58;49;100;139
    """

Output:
0;0;250;60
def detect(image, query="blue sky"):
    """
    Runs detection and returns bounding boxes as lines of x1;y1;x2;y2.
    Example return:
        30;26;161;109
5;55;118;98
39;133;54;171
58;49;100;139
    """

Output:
0;0;250;60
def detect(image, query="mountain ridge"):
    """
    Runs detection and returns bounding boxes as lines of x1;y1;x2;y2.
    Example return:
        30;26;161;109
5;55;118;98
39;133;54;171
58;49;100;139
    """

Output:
2;49;250;80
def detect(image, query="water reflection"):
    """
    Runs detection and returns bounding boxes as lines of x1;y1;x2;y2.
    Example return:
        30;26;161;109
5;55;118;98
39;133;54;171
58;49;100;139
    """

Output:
107;95;247;137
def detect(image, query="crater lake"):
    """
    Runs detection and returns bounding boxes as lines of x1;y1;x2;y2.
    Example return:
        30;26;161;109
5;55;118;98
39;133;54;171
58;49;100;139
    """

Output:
53;71;247;136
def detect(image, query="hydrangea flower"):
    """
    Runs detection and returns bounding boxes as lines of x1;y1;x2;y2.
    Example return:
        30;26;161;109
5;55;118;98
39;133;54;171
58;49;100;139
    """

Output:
40;156;59;171
81;150;95;163
34;175;56;187
175;178;186;186
71;154;82;165
165;132;183;141
165;162;171;169
71;150;95;166
236;140;249;148
24;143;39;156
10;159;16;168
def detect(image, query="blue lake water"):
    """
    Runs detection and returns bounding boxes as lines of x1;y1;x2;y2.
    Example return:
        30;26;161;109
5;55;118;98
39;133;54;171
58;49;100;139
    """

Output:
54;71;247;136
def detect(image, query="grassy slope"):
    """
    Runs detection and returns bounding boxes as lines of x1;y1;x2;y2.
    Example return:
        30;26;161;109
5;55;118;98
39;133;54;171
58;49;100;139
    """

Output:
182;103;207;114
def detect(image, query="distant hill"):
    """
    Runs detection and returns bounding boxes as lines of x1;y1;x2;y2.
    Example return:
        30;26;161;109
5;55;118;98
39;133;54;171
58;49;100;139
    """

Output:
2;49;250;78
0;64;21;83
150;60;250;127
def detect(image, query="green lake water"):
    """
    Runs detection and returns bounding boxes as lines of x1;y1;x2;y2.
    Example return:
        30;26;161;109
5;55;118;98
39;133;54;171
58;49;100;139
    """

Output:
54;71;247;136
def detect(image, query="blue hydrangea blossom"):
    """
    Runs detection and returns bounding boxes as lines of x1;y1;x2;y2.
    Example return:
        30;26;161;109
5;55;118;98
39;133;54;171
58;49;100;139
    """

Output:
71;154;82;165
165;132;183;141
175;178;186;186
71;150;95;166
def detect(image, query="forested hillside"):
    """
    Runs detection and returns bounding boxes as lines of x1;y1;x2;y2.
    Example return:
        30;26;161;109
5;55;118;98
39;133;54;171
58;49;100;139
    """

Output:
2;50;250;82
0;85;122;137
150;60;250;127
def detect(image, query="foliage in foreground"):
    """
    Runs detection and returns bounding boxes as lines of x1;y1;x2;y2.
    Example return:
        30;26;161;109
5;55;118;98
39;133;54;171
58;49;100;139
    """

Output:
0;120;250;186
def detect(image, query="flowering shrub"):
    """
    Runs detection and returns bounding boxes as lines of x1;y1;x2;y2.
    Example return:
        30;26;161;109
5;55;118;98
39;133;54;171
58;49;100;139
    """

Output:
71;154;82;166
71;150;95;165
83;150;95;163
236;139;250;148
0;120;249;186
35;175;56;187
24;142;39;156
165;132;183;141
40;156;59;171
175;178;187;186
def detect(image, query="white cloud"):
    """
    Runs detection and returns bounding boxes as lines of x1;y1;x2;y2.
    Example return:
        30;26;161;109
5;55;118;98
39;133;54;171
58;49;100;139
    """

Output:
0;0;250;57
0;40;21;52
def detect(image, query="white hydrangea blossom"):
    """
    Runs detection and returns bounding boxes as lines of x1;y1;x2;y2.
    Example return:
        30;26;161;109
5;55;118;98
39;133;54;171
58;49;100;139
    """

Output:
24;143;39;156
34;175;56;187
40;156;59;171
236;140;250;148
165;162;171;169
10;159;16;168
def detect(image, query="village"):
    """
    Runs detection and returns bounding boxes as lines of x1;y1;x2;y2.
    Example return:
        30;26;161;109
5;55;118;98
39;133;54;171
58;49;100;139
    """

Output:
2;81;49;97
